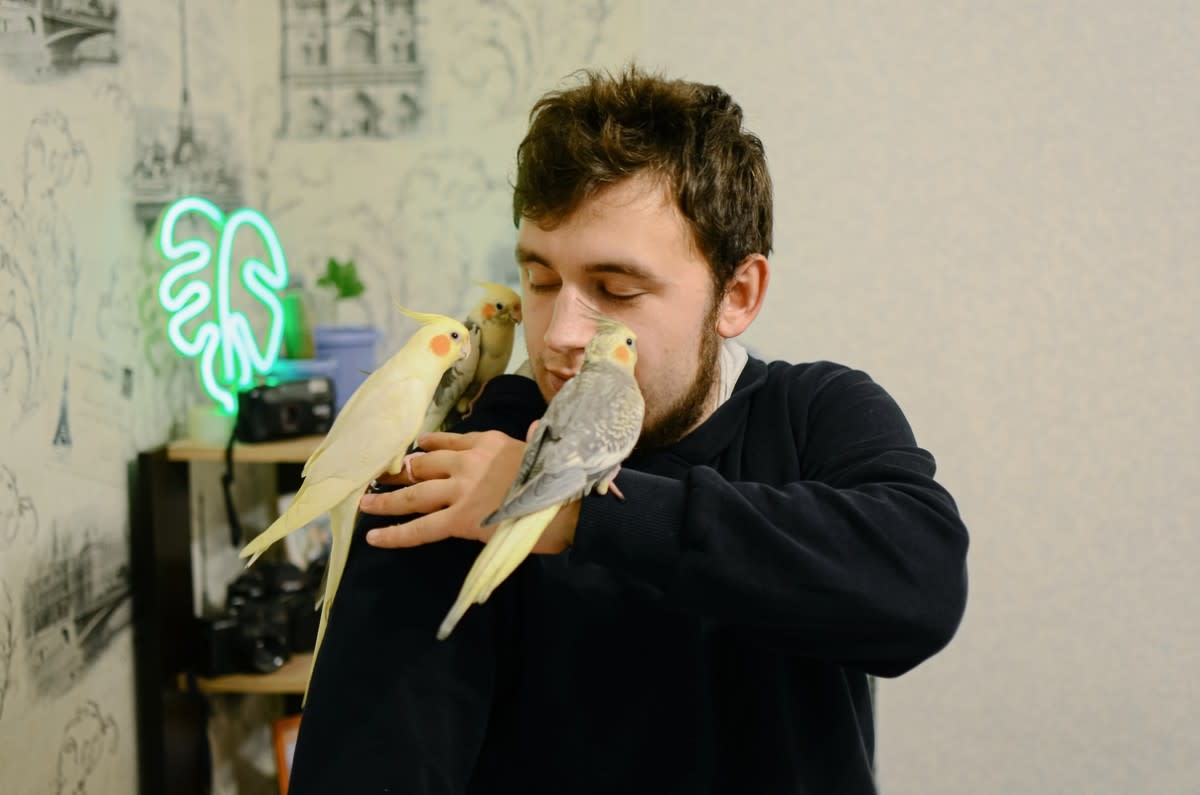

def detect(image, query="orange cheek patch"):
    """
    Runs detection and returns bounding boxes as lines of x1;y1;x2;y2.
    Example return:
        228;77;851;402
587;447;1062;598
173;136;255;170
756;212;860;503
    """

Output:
614;345;630;364
483;304;496;320
430;334;451;357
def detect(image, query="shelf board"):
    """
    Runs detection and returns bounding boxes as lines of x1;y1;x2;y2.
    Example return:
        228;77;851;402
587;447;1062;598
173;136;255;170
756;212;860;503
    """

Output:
181;652;313;695
167;435;323;464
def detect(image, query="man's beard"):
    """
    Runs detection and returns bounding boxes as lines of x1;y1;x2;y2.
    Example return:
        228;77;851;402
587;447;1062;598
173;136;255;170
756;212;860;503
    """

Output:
636;310;723;453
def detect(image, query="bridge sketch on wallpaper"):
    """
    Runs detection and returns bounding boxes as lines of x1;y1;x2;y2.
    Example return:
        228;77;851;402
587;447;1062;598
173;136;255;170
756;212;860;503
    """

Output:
280;0;425;138
22;524;131;700
0;582;13;721
130;0;241;224
0;0;118;79
54;700;118;795
0;111;87;439
442;0;614;122
0;464;38;547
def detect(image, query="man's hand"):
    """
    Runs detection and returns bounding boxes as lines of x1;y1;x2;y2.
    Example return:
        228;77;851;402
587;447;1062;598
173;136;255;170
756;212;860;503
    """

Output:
359;425;580;553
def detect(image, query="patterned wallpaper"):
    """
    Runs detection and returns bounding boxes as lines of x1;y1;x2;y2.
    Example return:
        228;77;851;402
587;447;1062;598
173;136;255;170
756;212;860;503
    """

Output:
0;1;640;792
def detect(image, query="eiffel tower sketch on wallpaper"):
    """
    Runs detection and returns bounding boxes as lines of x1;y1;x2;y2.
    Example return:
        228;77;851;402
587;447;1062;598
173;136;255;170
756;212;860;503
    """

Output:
130;0;241;223
52;372;70;447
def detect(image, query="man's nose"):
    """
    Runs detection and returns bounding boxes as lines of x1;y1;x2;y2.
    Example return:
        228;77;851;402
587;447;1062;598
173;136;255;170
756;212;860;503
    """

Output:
543;287;595;353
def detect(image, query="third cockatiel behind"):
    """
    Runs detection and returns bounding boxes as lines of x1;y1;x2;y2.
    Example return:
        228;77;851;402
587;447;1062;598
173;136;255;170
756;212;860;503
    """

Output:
437;314;645;639
419;281;522;436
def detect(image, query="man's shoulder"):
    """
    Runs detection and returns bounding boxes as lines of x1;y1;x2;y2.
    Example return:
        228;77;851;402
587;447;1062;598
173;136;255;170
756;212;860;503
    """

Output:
751;357;917;450
751;357;884;400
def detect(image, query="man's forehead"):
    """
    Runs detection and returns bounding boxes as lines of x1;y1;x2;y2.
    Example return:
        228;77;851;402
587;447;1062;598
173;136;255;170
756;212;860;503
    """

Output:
518;247;664;289
515;183;699;272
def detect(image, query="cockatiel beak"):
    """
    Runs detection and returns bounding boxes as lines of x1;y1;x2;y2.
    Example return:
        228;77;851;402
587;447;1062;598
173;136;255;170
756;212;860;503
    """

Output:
511;302;523;324
459;338;471;360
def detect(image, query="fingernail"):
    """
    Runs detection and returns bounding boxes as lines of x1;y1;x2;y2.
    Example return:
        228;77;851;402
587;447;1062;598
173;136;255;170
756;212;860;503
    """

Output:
360;494;374;509
366;529;379;544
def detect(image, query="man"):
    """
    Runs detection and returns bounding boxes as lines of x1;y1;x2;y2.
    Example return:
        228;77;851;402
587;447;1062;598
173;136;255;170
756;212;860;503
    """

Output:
289;66;969;794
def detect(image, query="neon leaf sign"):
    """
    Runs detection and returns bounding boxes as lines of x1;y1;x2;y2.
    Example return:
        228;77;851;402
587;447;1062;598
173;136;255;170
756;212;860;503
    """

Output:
157;196;289;413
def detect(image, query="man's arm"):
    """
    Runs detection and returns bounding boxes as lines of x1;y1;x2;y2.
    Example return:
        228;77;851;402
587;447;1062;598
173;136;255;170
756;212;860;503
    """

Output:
569;365;969;677
361;365;968;678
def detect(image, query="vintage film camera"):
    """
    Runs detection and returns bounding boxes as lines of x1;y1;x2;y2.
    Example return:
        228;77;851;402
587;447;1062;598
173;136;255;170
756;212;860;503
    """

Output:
235;377;336;443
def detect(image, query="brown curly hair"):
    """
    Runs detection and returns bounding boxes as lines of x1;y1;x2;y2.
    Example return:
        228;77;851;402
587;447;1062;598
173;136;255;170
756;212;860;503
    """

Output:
512;65;773;294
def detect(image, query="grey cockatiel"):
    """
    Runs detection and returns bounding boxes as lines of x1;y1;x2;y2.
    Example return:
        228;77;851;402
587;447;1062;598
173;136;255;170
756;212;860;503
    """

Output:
437;314;644;639
419;282;522;436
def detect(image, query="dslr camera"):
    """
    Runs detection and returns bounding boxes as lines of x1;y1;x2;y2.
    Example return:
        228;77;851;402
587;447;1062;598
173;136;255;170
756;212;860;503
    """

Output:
236;377;336;443
196;559;325;677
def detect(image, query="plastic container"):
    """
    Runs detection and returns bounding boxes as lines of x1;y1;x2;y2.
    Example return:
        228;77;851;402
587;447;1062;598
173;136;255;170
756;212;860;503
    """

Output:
312;325;380;412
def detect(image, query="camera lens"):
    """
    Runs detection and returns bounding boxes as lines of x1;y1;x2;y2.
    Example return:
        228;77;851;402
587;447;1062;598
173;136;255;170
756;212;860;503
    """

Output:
280;403;300;432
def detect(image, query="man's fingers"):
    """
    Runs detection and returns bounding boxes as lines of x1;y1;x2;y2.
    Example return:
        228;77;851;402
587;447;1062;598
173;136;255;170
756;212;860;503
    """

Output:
525;419;540;443
376;449;460;487
366;514;457;548
376;451;425;486
418;431;484;452
359;478;455;516
398;449;461;482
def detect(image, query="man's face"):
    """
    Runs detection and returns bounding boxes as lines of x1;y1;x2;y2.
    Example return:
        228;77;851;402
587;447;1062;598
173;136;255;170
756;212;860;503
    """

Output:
517;174;723;450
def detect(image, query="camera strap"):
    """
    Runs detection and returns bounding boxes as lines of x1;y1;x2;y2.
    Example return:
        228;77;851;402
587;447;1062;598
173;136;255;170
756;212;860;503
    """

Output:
223;423;244;548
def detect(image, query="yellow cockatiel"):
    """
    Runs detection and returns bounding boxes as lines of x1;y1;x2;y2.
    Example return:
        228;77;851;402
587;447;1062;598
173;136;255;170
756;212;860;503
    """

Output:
239;307;470;700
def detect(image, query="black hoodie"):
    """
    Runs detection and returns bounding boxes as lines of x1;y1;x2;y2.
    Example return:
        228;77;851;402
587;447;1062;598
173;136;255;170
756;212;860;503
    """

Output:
289;358;969;794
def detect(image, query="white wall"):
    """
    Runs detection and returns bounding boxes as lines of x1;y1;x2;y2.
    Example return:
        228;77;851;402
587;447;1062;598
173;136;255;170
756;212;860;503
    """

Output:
639;2;1200;793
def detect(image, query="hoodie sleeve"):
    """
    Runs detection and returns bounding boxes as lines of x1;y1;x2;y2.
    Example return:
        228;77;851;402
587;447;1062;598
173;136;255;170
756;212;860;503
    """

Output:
567;365;969;678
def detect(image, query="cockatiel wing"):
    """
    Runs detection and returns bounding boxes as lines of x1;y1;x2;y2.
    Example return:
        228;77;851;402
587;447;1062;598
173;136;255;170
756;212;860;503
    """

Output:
239;376;428;566
302;374;429;483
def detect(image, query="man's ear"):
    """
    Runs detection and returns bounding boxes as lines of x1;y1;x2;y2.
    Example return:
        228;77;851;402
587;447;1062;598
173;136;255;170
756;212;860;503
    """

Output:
715;254;769;338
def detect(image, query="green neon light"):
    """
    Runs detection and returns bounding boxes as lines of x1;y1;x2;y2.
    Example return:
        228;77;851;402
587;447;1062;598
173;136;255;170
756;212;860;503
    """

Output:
157;196;290;413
